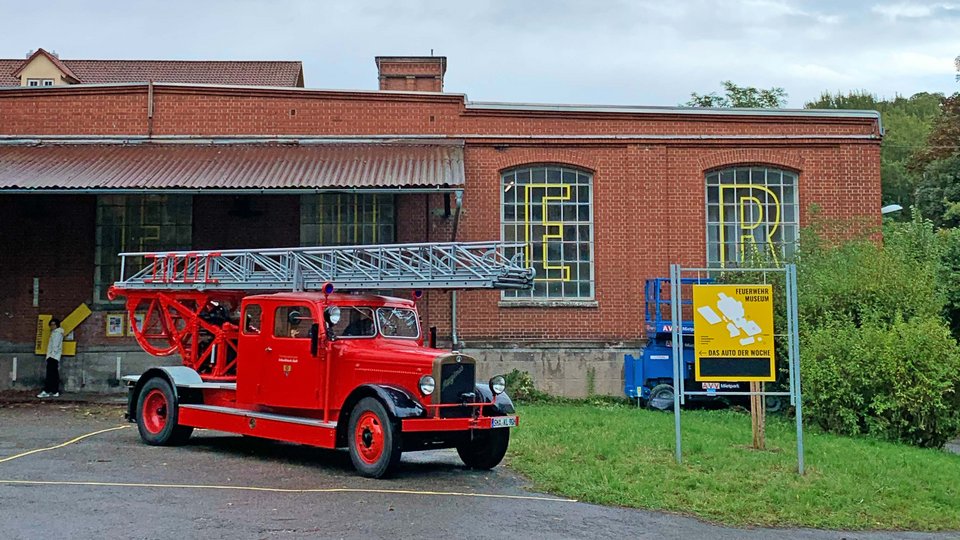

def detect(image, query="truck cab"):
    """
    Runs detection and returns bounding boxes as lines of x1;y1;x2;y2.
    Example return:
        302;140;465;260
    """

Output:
235;292;432;414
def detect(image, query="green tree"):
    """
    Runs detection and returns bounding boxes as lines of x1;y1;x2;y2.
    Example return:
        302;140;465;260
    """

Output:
686;80;787;108
806;91;943;211
911;93;960;171
914;155;960;228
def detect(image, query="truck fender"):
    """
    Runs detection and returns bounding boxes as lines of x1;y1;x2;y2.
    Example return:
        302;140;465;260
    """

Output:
126;366;203;422
336;384;426;447
350;384;426;419
473;384;516;415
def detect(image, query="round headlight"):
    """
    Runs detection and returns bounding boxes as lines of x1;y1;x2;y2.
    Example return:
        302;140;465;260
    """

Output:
325;306;341;325
419;375;436;396
489;375;506;395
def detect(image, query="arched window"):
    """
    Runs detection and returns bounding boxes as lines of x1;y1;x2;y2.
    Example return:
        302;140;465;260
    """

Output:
501;165;594;300
706;166;799;267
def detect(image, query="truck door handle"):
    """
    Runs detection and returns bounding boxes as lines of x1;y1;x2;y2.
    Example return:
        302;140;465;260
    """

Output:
265;347;273;353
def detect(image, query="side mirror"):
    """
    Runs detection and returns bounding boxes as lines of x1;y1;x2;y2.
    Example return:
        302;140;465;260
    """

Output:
287;310;302;326
323;306;340;342
308;323;320;356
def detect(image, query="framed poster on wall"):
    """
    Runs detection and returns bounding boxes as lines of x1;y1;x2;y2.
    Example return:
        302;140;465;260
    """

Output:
106;313;126;337
127;312;145;337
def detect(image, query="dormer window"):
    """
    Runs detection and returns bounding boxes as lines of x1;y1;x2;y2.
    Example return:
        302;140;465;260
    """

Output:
26;78;54;87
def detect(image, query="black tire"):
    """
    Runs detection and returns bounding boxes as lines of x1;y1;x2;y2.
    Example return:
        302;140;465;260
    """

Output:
457;427;510;470
765;396;784;413
646;383;675;411
135;377;193;446
347;397;402;478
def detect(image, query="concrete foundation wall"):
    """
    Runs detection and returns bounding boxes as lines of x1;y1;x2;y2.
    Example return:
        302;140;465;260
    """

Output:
0;349;179;393
467;346;628;398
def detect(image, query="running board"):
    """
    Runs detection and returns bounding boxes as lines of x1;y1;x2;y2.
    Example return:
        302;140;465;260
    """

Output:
179;404;338;448
178;382;237;391
121;375;237;392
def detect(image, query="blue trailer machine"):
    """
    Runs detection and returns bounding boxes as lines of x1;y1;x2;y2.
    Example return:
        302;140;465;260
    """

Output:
624;278;749;409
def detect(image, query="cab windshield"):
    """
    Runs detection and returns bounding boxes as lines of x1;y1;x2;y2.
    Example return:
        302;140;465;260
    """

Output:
376;308;420;339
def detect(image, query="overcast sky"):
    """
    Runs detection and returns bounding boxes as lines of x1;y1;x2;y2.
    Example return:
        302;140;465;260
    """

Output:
1;0;957;107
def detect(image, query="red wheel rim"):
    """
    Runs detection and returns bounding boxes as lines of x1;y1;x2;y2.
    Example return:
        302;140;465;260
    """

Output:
142;389;168;434
355;411;384;464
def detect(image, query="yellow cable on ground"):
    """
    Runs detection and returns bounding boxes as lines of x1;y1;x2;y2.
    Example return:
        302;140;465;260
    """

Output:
0;479;575;502
0;425;129;464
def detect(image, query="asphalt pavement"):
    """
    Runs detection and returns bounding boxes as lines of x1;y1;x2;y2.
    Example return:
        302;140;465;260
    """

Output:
0;397;955;540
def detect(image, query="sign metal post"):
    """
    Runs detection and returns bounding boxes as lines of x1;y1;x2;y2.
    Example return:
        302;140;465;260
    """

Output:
669;263;804;475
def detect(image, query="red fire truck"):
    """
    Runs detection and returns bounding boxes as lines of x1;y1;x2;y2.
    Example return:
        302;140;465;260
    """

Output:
111;242;534;478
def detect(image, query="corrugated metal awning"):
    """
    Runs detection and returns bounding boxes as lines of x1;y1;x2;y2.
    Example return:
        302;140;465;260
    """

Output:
0;143;464;191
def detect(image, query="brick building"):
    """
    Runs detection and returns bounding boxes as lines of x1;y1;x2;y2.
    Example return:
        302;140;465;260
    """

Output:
0;54;881;396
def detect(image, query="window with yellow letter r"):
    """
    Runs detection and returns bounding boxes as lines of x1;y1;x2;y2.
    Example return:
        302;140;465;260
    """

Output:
705;167;799;267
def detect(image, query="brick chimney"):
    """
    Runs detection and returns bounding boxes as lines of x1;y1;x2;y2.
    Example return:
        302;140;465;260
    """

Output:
375;56;446;92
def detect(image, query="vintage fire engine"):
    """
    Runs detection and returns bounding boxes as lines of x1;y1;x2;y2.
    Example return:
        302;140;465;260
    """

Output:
110;242;534;478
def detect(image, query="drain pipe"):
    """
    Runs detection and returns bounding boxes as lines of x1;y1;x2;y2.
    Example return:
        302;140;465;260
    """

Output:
450;190;463;349
147;80;154;137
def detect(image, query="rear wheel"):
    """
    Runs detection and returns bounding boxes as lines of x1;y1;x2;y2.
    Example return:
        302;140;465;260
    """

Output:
457;428;509;470
348;397;402;478
136;378;193;446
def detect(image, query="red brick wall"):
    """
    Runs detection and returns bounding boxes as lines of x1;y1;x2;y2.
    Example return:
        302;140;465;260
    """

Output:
377;58;445;92
438;142;882;343
0;85;877;139
0;87;147;135
0;195;96;348
0;85;882;347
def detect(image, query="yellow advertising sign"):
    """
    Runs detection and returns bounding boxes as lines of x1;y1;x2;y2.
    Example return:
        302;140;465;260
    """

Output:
35;314;51;355
693;284;775;382
34;303;91;357
61;303;92;334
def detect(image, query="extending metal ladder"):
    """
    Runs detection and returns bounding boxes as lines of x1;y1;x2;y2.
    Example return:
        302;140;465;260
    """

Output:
113;241;534;292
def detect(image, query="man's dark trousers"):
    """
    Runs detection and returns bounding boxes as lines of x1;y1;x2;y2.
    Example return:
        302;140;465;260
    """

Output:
44;357;60;394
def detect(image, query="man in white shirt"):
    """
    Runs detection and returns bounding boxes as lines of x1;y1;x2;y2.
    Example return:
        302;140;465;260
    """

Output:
38;318;64;398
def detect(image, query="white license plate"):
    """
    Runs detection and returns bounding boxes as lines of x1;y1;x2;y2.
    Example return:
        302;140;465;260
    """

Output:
490;416;517;429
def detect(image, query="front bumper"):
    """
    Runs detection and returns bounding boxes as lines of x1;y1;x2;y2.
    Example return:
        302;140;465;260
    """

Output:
401;415;519;433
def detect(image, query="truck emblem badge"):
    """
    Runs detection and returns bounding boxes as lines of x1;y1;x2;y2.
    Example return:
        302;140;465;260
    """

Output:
442;365;464;391
456;355;462;363
283;364;292;376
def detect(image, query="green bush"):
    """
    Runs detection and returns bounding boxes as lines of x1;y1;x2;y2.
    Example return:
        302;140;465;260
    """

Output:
787;215;960;447
797;227;943;328
937;227;960;336
503;369;550;402
802;315;960;448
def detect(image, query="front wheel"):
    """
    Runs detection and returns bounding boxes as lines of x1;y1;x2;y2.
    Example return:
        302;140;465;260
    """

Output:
348;397;402;478
457;428;510;470
136;377;193;446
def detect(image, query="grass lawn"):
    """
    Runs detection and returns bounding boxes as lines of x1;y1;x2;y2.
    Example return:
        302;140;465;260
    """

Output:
508;402;960;531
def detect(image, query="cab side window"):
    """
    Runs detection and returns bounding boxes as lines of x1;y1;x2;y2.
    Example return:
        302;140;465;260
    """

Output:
243;305;262;335
274;306;314;339
332;307;376;338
